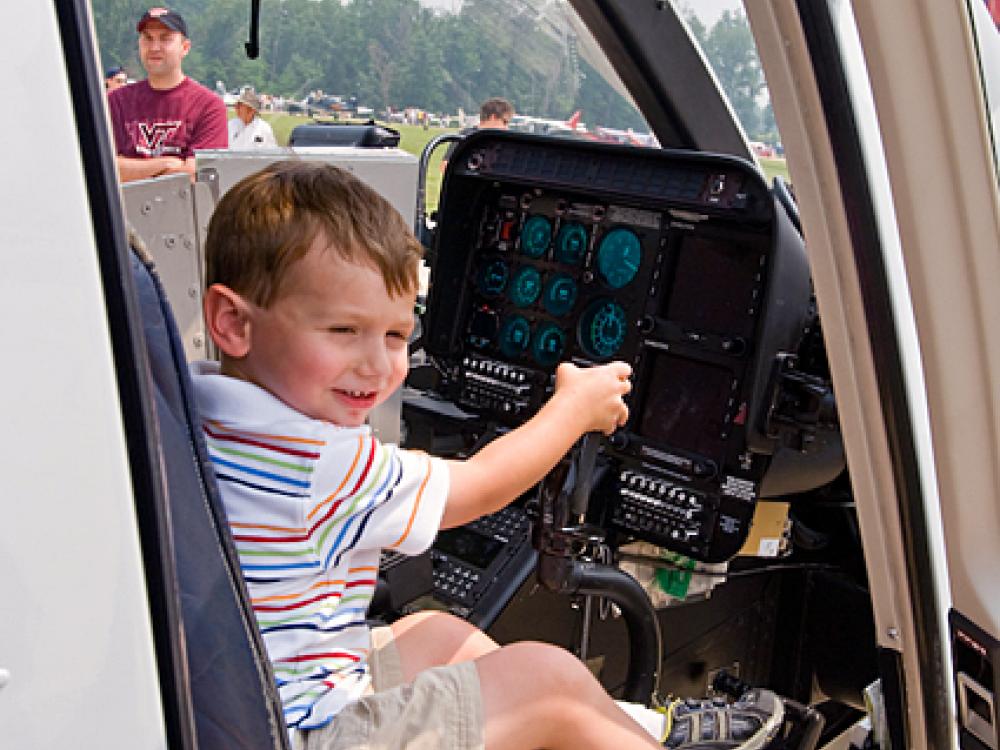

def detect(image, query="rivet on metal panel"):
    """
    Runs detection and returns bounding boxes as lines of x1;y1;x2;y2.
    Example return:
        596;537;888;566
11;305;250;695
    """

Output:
164;234;177;249
183;236;194;249
178;187;189;199
188;286;198;298
887;627;900;640
193;335;204;348
141;201;152;215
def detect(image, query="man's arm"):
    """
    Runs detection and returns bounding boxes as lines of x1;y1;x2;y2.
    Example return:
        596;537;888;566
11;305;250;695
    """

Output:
441;361;631;528
187;94;229;152
116;155;186;183
173;158;197;176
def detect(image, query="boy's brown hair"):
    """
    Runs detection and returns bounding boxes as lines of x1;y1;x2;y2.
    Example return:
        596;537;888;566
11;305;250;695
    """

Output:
205;160;423;307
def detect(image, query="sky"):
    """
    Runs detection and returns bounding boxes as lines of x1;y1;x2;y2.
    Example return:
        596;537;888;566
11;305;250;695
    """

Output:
679;0;743;26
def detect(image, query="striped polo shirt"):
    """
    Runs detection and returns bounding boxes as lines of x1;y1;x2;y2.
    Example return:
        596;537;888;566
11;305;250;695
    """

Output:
191;362;448;730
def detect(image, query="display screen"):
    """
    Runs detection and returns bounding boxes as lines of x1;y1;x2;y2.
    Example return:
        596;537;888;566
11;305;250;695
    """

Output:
662;234;763;336
638;352;735;458
435;528;504;570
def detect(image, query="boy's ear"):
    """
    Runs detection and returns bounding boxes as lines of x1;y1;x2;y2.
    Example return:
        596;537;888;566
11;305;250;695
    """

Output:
204;283;253;358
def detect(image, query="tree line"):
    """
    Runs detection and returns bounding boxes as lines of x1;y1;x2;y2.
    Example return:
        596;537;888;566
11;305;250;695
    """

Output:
92;0;774;140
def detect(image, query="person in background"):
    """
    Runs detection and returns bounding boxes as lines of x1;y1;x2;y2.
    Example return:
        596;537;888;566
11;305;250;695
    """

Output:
107;7;227;183
475;97;515;130
105;66;128;92
441;96;514;171
228;87;277;149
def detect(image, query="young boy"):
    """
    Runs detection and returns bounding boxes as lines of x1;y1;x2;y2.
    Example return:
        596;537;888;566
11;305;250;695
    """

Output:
192;161;781;750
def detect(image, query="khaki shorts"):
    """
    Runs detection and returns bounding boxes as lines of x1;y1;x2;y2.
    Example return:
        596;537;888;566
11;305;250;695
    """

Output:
292;626;485;750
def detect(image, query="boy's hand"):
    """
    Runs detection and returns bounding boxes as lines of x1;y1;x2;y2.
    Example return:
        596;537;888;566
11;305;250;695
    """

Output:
442;360;632;528
553;361;632;435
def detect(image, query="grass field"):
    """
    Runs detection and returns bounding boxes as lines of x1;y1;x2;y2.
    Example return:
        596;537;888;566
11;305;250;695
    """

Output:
259;112;791;212
759;156;789;183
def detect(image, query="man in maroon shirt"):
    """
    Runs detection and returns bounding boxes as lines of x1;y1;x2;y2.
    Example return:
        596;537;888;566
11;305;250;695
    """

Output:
108;8;227;183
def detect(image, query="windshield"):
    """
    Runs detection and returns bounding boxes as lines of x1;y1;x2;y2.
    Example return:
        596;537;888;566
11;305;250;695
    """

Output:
90;0;788;203
677;1;788;177
969;0;1000;177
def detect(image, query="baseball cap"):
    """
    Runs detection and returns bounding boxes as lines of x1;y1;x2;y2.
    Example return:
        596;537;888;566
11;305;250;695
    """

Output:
105;65;125;80
136;7;188;36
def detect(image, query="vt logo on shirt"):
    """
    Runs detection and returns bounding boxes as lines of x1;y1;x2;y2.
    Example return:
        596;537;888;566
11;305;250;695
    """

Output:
136;120;183;157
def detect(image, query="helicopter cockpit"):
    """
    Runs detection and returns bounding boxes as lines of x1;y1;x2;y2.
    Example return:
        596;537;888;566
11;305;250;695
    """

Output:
14;0;1000;747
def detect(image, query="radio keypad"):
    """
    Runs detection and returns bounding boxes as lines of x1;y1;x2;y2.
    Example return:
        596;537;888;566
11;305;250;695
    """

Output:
431;506;530;607
431;558;480;605
459;355;535;417
612;469;715;552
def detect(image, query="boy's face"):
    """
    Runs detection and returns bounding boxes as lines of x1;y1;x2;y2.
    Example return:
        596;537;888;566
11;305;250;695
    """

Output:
234;237;415;428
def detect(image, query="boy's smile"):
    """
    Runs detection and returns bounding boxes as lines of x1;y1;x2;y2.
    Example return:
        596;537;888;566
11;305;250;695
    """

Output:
227;237;416;428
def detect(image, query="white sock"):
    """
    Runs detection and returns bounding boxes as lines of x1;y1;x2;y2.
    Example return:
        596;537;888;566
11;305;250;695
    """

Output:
616;700;668;742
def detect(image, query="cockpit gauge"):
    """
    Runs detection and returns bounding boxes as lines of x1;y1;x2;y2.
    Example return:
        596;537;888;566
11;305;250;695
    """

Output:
532;322;566;368
499;314;532;358
555;221;587;265
596;228;642;289
542;273;578;317
520;215;552;258
509;265;543;308
477;259;509;297
578;298;628;359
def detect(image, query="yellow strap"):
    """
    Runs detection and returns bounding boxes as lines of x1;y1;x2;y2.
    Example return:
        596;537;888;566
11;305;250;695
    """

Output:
657;698;684;743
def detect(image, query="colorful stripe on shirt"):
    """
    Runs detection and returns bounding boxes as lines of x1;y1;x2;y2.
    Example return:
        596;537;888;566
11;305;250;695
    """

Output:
203;420;438;731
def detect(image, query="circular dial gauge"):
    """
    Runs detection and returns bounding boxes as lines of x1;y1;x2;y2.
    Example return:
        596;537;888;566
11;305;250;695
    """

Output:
579;299;628;360
532;322;566;368
596;228;642;289
520;215;552;258
509;266;542;308
499;315;532;358
476;259;509;297
542;274;578;317
555;222;587;265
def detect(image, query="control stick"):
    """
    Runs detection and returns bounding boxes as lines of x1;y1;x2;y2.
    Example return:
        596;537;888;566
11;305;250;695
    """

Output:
532;433;661;705
570;432;601;524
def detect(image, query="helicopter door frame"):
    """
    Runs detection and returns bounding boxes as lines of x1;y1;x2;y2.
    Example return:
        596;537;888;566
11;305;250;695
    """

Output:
748;0;1000;748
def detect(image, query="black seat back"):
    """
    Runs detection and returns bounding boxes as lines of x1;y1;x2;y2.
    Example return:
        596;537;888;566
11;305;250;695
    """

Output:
132;247;289;749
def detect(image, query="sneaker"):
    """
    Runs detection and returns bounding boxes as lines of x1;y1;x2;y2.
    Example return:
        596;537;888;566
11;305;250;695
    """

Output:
662;689;785;749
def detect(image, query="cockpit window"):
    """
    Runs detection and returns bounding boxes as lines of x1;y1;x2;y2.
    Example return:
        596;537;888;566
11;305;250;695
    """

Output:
90;0;789;197
675;1;787;179
968;0;1000;177
91;0;653;142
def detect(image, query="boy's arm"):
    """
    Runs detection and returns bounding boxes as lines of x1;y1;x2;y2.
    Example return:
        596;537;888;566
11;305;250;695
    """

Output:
441;361;631;529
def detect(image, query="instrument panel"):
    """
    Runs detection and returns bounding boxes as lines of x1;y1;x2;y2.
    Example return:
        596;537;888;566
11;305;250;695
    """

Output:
423;132;810;562
468;196;656;375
